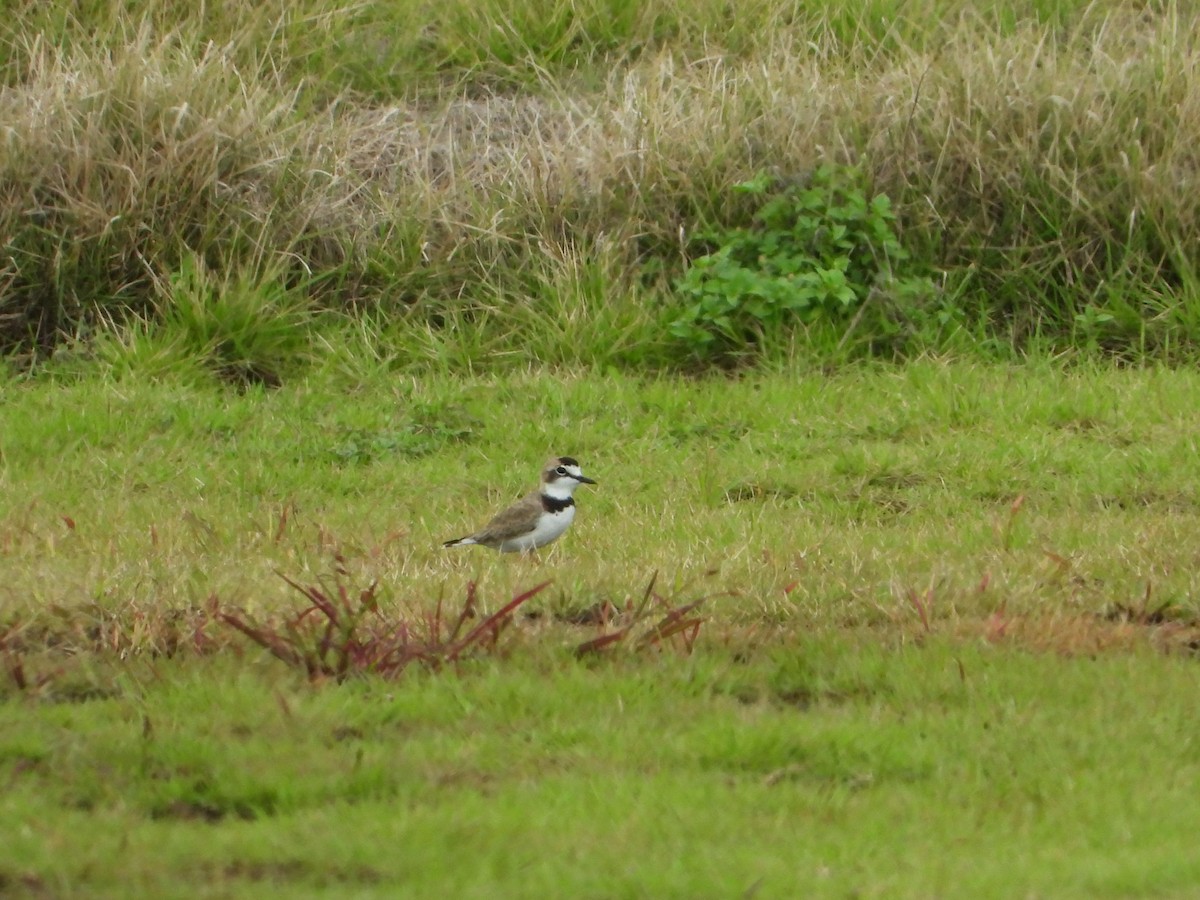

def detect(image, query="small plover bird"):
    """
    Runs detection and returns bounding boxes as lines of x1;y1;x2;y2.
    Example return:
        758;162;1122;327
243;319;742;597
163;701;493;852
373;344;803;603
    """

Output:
443;456;597;554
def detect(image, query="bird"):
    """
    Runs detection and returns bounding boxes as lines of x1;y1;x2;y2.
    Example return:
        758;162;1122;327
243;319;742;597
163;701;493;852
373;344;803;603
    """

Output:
442;456;597;554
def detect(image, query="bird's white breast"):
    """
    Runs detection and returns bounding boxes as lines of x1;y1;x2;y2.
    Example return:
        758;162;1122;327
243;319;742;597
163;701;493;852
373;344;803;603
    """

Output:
499;504;575;553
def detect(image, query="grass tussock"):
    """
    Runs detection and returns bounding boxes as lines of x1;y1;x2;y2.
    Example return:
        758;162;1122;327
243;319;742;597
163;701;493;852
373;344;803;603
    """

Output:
2;2;1200;368
0;33;366;353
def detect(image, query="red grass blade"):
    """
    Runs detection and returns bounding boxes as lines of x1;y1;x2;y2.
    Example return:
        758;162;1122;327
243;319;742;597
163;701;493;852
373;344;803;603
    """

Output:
446;581;551;661
5;652;27;690
907;587;932;634
215;610;303;668
574;629;632;658
445;580;479;644
633;598;707;649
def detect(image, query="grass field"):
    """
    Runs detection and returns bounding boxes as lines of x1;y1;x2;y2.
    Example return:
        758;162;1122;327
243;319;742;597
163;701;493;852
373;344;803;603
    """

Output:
5;0;1200;895
3;361;1200;896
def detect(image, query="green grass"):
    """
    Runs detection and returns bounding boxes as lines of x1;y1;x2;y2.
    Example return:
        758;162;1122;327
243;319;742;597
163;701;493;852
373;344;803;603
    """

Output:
5;360;1200;626
3;360;1200;895
3;645;1199;898
7;1;1200;891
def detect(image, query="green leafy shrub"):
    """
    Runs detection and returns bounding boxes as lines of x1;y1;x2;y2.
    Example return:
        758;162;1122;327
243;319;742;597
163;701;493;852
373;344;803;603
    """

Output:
670;167;937;363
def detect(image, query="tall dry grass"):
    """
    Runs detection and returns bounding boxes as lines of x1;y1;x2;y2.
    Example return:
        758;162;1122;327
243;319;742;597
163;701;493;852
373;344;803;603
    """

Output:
1;2;1198;362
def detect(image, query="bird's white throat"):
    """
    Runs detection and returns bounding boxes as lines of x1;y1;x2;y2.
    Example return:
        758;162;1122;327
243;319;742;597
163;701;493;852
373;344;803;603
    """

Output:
542;479;580;501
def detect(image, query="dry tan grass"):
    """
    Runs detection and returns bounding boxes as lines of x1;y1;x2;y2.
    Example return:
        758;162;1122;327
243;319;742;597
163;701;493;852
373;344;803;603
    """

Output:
2;4;1199;354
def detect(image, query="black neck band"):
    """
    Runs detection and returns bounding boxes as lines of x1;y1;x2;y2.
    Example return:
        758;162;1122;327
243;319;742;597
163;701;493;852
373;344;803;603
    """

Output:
541;494;575;513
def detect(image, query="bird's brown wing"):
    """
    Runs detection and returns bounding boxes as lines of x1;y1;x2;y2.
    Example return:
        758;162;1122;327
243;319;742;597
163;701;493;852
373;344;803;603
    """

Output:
470;491;542;545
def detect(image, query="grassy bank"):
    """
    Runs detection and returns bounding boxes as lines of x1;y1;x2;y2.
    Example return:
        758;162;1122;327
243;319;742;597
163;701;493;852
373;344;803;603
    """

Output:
3;1;1200;364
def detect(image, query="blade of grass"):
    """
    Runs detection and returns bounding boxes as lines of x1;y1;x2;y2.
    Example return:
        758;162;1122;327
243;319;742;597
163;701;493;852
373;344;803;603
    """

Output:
445;581;552;661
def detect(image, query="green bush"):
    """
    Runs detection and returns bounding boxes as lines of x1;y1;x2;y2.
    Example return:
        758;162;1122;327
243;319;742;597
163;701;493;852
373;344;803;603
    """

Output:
670;167;936;362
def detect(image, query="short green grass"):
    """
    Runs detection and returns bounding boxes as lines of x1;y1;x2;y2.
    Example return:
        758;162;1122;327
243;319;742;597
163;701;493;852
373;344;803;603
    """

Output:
3;646;1199;898
5;360;1200;627
3;360;1200;896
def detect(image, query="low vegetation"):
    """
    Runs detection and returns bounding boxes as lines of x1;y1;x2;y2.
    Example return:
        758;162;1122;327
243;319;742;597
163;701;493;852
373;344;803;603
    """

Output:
670;167;939;362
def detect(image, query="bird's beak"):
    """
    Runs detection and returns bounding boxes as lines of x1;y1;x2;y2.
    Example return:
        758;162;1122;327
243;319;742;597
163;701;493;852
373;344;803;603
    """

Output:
575;474;597;484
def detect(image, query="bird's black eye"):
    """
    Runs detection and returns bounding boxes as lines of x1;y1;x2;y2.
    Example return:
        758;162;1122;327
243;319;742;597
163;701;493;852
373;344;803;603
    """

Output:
555;466;568;476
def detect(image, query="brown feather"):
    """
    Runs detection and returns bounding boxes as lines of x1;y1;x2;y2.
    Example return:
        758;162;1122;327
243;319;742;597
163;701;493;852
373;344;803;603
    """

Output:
462;489;543;547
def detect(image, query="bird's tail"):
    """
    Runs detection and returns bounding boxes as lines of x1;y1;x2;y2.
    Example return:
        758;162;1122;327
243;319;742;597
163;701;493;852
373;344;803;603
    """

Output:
442;537;475;548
